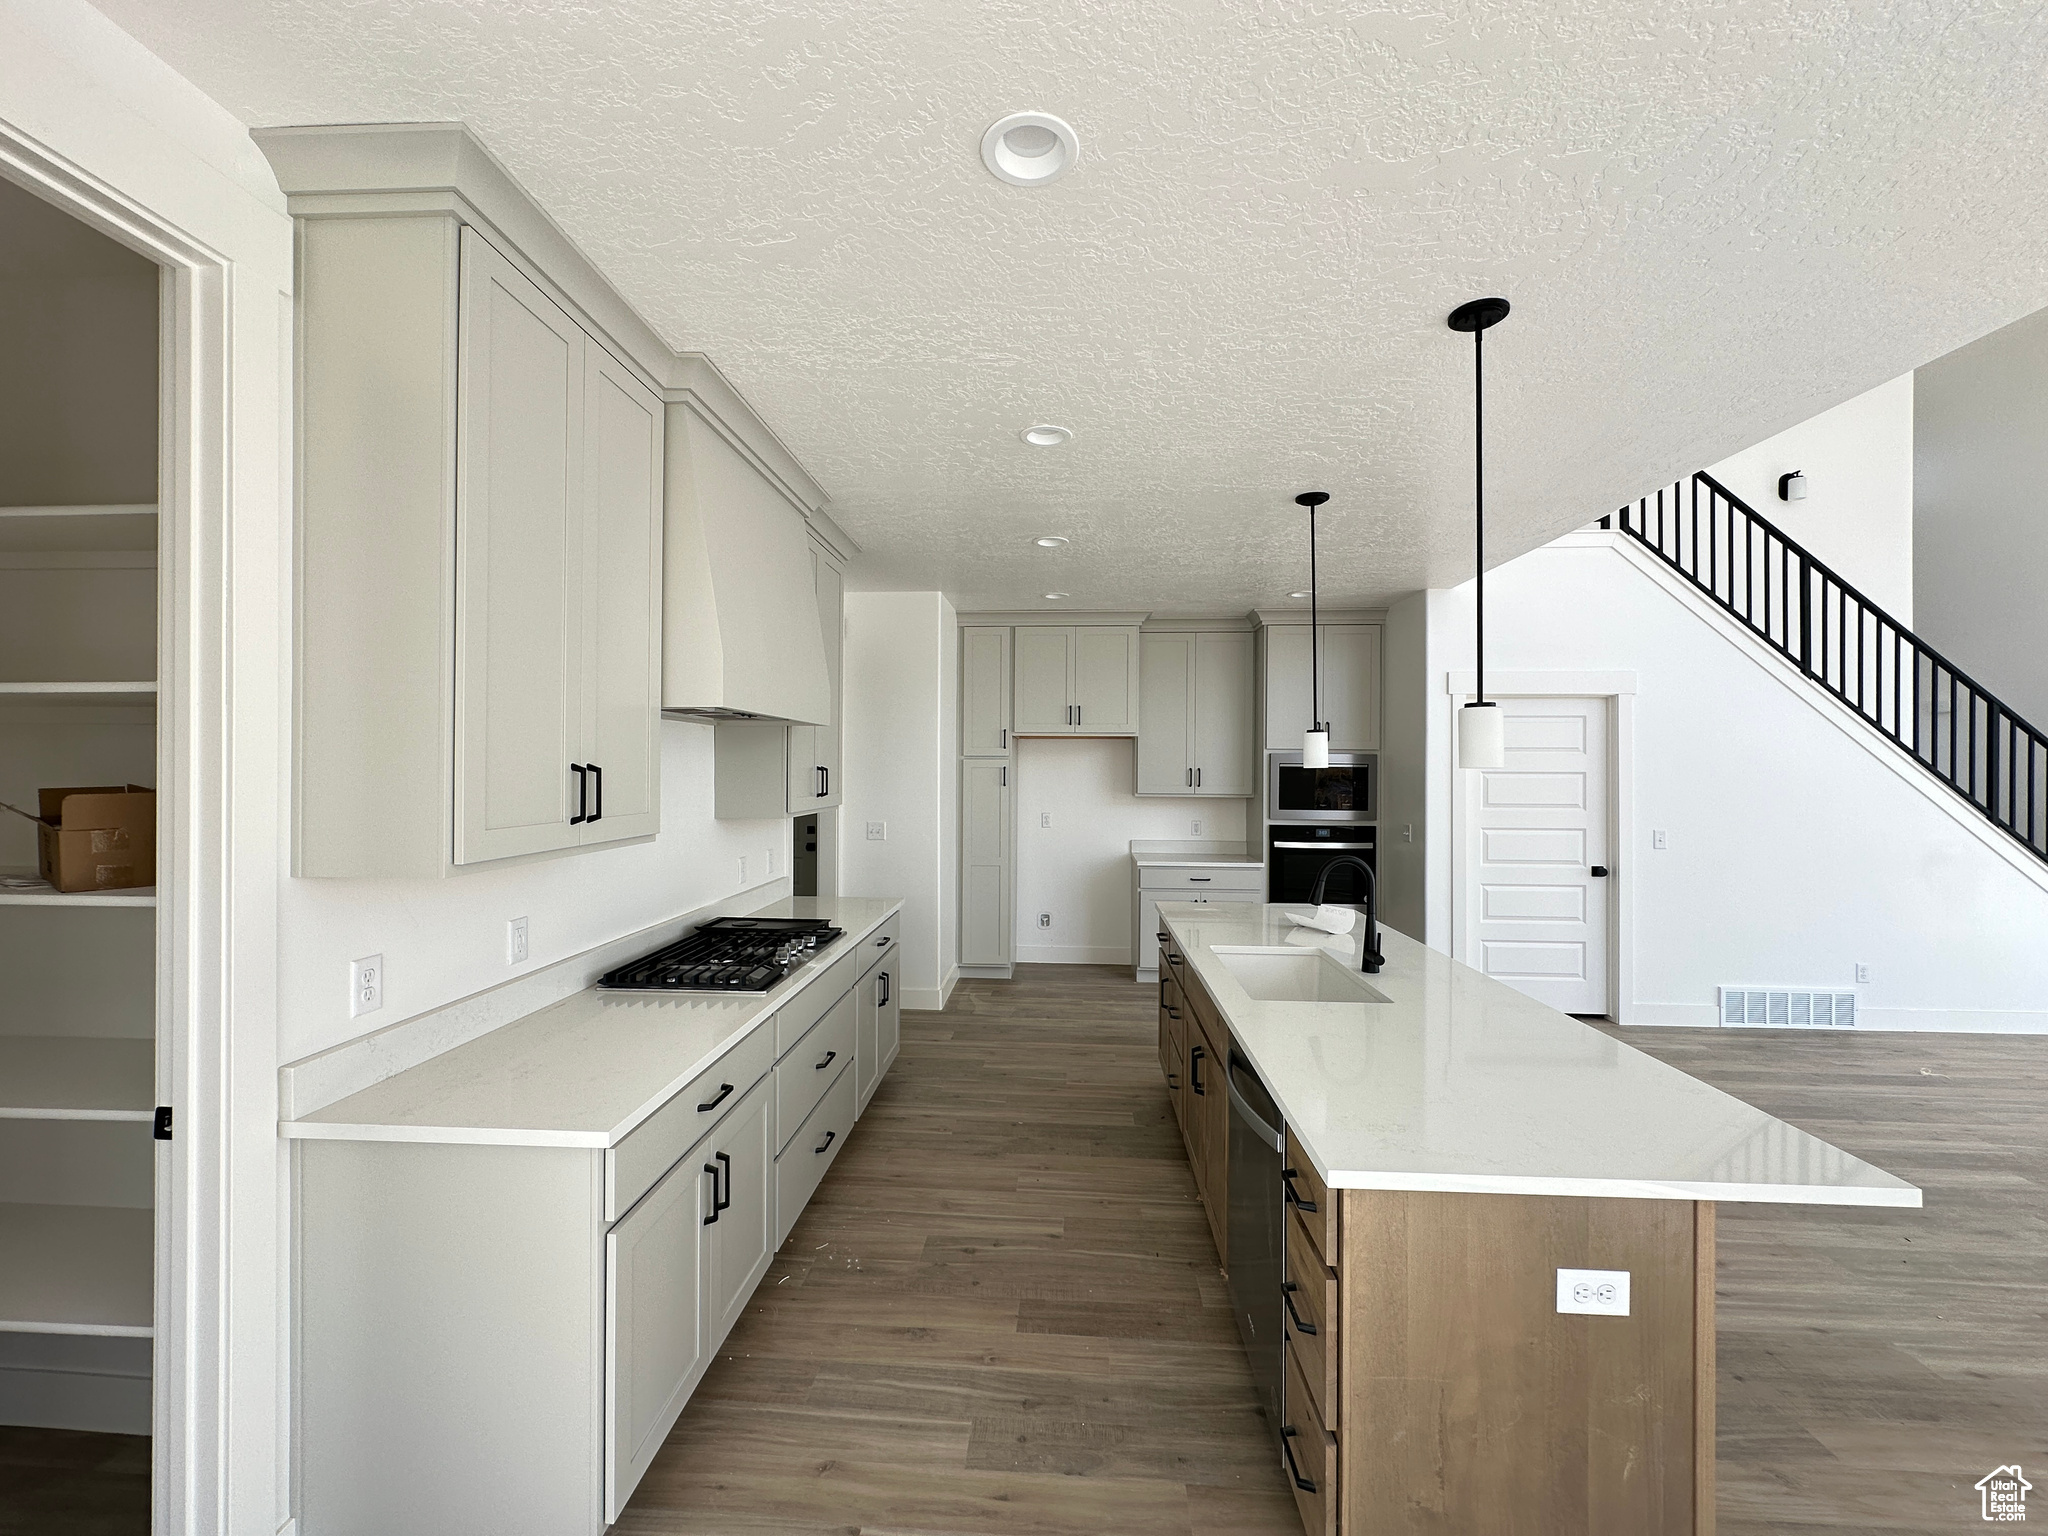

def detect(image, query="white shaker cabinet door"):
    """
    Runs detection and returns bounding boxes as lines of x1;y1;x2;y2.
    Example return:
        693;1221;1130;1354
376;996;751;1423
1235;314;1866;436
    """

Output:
959;759;1012;964
815;554;845;809
702;1077;775;1351
855;964;881;1116
1013;626;1074;733
454;227;586;865
1192;629;1255;795
1136;633;1194;793
960;626;1013;756
1263;623;1381;751
877;960;901;1078
1075;626;1138;733
606;1141;707;1521
579;343;664;845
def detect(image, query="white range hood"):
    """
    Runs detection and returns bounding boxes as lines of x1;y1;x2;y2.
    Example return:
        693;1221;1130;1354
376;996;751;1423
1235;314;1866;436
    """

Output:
662;404;831;726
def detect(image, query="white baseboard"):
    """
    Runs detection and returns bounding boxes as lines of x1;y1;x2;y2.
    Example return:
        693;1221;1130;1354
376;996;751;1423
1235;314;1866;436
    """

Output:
1014;944;1131;966
0;1334;150;1434
1621;1000;2048;1034
279;876;793;1117
957;963;1012;980
902;966;960;1013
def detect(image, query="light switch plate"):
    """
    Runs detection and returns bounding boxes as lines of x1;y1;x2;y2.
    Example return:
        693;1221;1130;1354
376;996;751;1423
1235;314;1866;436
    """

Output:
1040;811;1052;828
1652;829;1669;850
1556;1268;1630;1316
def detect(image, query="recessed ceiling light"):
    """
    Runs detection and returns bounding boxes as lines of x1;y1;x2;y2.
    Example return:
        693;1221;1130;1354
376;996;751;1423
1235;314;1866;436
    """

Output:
1034;535;1069;548
1020;424;1072;447
1044;592;1069;600
1290;591;1312;599
982;113;1080;187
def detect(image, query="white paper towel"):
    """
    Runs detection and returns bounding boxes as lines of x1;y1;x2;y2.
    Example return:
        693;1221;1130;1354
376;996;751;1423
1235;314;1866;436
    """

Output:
1287;904;1357;936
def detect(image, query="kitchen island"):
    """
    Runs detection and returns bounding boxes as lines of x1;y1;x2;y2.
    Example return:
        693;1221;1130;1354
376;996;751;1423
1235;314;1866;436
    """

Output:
1155;901;1918;1536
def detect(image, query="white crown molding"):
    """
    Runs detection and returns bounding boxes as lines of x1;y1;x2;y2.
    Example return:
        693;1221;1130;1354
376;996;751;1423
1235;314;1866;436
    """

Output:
1141;614;1256;632
1252;607;1387;627
957;610;1152;627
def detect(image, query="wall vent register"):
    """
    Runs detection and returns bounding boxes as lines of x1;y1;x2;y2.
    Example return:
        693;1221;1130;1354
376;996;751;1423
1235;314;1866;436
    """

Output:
599;917;843;993
1718;986;1857;1028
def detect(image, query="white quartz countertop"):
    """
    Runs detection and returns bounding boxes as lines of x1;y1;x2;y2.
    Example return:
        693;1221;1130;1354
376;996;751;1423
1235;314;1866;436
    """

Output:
1161;902;1921;1208
1131;839;1261;869
283;897;902;1149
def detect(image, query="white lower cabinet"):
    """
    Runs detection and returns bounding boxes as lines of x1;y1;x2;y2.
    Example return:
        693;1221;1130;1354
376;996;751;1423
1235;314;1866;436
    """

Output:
606;1139;708;1519
855;944;900;1116
960;760;1013;966
775;1061;857;1248
701;1075;774;1350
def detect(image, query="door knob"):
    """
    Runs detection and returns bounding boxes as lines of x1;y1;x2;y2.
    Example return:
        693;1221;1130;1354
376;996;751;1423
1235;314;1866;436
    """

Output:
1590;865;1609;877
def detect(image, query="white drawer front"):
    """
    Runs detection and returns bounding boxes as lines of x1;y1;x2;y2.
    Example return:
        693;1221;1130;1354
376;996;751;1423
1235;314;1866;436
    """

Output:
774;1061;855;1247
1141;866;1264;893
775;951;861;1057
775;988;856;1154
607;1023;774;1222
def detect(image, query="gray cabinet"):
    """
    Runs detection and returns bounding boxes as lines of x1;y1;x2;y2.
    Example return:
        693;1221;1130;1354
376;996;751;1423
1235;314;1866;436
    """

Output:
1014;624;1140;734
959;759;1013;965
786;549;844;809
855;946;900;1116
1137;630;1254;796
960;626;1012;755
1263;623;1381;751
700;1075;774;1351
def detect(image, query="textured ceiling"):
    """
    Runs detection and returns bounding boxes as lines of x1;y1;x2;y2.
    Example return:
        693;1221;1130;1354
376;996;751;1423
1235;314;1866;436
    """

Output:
94;0;2048;612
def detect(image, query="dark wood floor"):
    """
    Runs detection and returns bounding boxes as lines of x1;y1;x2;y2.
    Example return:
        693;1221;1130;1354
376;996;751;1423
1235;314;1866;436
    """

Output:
0;1425;149;1535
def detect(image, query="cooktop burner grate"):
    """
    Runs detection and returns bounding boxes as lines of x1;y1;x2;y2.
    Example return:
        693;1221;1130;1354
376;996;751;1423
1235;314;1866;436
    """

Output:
597;916;844;993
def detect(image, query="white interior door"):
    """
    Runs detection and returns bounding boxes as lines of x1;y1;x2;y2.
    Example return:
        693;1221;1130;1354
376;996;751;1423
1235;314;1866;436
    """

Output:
1467;696;1610;1014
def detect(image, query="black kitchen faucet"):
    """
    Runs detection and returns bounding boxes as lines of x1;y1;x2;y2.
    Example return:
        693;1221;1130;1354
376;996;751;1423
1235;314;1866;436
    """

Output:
1307;855;1384;974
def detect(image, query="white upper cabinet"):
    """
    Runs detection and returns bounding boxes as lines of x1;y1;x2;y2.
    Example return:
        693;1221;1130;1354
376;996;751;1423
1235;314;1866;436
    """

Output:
785;549;845;809
1262;623;1381;752
1013;624;1141;734
960;627;1012;756
292;212;664;876
1137;630;1254;796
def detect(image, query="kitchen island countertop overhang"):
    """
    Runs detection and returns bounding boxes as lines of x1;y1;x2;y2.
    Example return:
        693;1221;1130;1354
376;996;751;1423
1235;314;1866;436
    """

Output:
1159;900;1921;1209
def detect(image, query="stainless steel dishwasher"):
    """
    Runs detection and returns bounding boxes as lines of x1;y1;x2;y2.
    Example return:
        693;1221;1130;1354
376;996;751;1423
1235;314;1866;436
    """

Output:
1226;1047;1285;1452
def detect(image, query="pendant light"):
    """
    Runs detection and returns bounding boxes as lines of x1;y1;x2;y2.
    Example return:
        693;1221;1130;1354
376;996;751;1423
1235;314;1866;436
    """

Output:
1448;296;1510;770
1294;491;1331;769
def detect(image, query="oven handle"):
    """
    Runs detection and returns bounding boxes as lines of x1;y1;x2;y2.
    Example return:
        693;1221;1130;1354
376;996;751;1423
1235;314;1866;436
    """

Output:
1271;841;1374;850
1225;1053;1283;1153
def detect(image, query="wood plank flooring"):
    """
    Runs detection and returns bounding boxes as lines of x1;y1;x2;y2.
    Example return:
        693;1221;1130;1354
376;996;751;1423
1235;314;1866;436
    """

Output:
1588;1021;2048;1535
616;963;1301;1536
0;1426;149;1535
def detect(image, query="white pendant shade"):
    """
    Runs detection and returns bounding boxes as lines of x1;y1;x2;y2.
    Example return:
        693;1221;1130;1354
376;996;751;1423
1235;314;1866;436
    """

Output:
1303;727;1330;769
1459;703;1503;769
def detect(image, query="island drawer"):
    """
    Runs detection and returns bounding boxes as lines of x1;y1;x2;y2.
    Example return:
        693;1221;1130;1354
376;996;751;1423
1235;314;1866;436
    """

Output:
608;1023;775;1221
859;914;900;969
1284;1128;1339;1269
1142;866;1264;894
1284;1209;1339;1427
1282;1342;1338;1536
776;954;860;1057
775;987;857;1154
1157;929;1186;979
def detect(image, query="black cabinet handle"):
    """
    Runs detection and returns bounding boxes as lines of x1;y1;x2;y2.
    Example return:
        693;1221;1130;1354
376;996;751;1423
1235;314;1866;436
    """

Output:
878;972;890;1005
814;1129;836;1155
1591;864;1609;877
814;1049;837;1071
1185;769;1192;787
702;1161;722;1225
1166;953;1183;968
713;1151;732;1215
1156;931;1169;945
1280;1426;1318;1493
1075;705;1081;727
1189;1044;1206;1096
1196;767;1202;787
1000;765;1007;787
697;1082;734;1113
822;766;830;798
1001;728;1007;749
569;764;588;825
590;762;603;822
1281;1167;1319;1214
1281;1280;1318;1335
1189;876;1211;882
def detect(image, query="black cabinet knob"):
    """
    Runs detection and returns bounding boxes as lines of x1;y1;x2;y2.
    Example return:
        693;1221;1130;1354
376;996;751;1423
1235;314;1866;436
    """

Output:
1591;865;1609;877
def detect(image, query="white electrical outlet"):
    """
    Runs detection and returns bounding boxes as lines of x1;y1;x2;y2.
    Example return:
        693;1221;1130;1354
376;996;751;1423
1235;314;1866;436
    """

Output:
1190;818;1203;836
1040;811;1052;828
738;854;748;883
763;848;775;877
1556;1268;1630;1316
866;821;886;841
1652;829;1669;850
507;917;529;966
349;954;383;1018
1855;962;1871;984
1403;823;1414;843
1038;912;1052;929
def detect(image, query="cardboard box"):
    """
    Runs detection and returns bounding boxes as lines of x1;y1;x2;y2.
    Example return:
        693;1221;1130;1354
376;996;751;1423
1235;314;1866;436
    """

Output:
26;785;156;893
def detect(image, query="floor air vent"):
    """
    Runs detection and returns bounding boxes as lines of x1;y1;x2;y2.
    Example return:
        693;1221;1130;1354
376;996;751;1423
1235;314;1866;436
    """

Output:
1718;987;1857;1028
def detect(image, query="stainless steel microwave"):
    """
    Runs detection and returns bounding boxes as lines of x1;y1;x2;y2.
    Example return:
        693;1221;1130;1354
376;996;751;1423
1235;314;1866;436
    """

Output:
1267;750;1376;824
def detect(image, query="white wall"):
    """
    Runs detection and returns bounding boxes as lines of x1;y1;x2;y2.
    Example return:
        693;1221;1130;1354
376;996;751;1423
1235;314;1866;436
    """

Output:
1378;590;1439;944
2;2;295;1528
1915;306;2048;727
1014;736;1248;965
1425;534;2048;1030
1703;372;1915;621
838;590;958;1010
276;724;788;1062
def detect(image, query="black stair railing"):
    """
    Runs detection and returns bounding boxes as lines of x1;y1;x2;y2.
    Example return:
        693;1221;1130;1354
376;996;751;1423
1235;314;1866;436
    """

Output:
1601;471;2048;865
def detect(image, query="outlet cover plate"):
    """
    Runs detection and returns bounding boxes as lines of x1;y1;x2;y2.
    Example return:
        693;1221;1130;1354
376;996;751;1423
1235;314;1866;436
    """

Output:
350;954;383;1018
1556;1268;1630;1316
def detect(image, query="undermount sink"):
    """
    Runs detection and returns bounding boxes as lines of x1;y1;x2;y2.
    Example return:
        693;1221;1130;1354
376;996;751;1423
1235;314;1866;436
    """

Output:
1210;946;1392;1005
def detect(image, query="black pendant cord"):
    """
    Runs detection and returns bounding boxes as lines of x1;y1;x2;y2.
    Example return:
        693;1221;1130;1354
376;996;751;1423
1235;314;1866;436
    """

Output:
1309;504;1321;732
1475;323;1484;707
